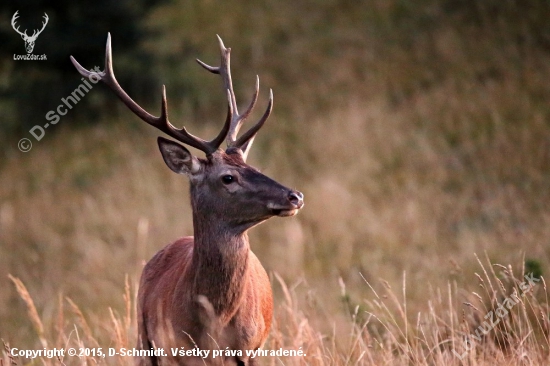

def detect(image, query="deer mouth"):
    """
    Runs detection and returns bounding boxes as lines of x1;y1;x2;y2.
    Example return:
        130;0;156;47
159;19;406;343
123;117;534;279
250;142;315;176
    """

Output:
271;208;299;217
268;203;303;217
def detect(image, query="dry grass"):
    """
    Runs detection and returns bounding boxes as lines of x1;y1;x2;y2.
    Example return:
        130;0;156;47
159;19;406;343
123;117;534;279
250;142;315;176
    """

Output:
1;94;550;363
2;256;549;365
2;0;550;364
1;95;550;364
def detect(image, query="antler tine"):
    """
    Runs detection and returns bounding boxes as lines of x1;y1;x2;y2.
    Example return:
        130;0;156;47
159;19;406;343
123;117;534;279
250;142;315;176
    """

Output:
11;11;28;37
208;89;234;151
196;35;237;123
235;89;273;161
70;33;225;155
237;76;260;137
34;13;48;37
196;36;265;154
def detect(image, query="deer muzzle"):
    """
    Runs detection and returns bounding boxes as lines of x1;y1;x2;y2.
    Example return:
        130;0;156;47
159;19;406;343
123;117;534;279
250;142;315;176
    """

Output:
268;190;304;217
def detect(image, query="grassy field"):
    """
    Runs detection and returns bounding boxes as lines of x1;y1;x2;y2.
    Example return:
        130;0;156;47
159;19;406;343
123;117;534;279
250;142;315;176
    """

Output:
3;256;550;365
2;0;550;364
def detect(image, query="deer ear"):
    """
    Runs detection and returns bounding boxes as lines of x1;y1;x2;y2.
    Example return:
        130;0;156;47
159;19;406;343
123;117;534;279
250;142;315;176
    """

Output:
157;137;201;175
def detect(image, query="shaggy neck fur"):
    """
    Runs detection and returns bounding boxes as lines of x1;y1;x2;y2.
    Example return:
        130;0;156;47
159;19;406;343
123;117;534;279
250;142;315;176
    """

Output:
190;195;250;324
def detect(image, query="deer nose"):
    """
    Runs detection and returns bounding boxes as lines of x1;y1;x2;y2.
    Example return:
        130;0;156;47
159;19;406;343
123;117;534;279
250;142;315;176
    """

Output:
288;190;304;208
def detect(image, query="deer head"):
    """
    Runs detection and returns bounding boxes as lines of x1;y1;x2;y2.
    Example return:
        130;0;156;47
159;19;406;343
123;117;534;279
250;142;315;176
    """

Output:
11;11;49;54
70;34;303;232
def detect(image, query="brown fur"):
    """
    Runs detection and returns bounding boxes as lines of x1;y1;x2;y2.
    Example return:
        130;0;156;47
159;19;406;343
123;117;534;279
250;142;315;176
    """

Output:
71;34;302;366
136;149;301;366
137;236;272;365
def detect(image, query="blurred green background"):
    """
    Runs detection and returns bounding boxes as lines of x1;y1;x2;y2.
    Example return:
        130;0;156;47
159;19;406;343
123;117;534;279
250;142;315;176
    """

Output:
1;0;550;348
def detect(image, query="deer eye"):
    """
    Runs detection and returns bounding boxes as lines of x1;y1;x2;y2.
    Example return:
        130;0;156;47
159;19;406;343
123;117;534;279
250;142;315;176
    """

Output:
221;175;235;185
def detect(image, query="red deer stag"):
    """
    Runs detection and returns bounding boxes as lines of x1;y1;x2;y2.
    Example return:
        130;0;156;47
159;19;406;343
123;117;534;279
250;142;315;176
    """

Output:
71;34;304;365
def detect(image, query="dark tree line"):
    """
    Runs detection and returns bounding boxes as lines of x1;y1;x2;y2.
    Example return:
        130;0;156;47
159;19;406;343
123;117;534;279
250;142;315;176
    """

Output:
0;0;166;139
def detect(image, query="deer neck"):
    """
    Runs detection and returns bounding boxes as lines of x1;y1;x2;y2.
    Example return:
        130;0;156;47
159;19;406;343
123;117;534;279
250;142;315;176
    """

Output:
190;208;250;321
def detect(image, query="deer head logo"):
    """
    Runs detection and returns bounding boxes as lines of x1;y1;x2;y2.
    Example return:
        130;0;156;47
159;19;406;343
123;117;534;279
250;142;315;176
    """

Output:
11;11;49;54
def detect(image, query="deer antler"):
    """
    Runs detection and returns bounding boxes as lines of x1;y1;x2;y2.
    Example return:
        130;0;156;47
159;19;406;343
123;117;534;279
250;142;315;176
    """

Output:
70;33;231;155
29;13;49;41
11;11;28;38
11;12;49;41
197;35;273;160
